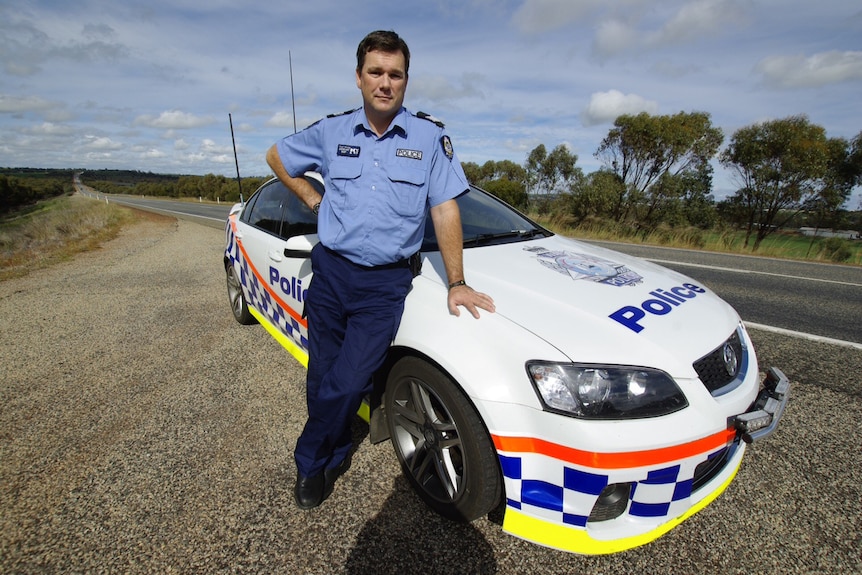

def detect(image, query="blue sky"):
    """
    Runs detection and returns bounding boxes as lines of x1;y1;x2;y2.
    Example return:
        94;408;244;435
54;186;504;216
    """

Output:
2;0;861;204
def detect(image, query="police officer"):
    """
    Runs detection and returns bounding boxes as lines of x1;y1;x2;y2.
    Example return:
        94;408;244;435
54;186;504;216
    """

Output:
266;30;495;509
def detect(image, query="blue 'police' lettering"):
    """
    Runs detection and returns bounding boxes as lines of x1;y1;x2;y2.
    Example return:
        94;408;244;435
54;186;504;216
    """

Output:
609;283;707;333
269;266;308;303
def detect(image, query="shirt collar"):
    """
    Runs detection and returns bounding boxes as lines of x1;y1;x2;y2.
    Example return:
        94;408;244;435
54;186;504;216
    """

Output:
355;106;408;138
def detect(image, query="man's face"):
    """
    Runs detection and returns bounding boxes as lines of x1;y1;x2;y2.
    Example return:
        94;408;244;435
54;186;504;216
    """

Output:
356;49;407;122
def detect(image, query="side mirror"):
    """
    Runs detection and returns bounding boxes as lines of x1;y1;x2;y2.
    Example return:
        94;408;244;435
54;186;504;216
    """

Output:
284;234;319;258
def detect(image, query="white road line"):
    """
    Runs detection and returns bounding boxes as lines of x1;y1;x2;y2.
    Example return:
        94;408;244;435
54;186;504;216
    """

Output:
108;199;225;222
647;258;862;288
140;207;224;222
744;322;862;351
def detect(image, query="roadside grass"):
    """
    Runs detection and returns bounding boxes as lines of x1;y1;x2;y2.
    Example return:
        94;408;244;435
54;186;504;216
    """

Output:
535;214;862;266
1;194;858;282
0;194;137;280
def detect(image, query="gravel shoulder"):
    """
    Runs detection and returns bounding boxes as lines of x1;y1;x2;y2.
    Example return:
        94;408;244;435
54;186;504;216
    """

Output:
1;214;859;574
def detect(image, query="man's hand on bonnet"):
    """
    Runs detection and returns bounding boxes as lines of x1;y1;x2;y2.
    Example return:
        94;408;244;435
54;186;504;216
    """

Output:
447;284;495;319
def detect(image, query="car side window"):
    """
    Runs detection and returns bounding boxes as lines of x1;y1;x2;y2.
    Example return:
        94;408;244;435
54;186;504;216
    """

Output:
242;180;287;237
281;175;320;239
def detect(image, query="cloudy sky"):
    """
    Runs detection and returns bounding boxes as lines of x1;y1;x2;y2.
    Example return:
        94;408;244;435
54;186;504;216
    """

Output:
2;0;861;202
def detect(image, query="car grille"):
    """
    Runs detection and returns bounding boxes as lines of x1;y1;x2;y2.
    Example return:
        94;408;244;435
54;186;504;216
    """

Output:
693;329;744;395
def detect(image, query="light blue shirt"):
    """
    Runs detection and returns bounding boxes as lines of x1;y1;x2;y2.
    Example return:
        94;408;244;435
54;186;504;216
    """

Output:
275;107;468;266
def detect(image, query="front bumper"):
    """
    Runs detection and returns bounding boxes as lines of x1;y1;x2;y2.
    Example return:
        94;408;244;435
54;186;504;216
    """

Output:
489;366;790;555
729;367;790;443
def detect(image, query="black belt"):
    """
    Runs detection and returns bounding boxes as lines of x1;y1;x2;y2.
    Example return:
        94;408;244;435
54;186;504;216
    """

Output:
323;246;411;270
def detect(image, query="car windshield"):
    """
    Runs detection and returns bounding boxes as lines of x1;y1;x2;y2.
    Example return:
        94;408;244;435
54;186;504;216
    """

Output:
421;185;552;251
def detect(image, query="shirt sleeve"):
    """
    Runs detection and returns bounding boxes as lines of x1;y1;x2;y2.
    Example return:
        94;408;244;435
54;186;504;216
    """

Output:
274;120;325;178
427;131;469;208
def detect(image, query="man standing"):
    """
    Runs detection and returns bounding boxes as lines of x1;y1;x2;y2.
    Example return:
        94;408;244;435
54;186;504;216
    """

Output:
266;30;494;509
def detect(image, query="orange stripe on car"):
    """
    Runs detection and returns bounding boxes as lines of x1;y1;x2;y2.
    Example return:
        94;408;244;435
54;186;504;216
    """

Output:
492;429;736;469
230;215;308;329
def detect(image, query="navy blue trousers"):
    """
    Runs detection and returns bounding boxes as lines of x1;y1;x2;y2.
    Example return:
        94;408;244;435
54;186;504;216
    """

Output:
294;244;413;478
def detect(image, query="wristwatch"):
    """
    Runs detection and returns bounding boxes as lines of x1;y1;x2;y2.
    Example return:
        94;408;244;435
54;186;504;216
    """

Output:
312;202;321;215
448;279;467;290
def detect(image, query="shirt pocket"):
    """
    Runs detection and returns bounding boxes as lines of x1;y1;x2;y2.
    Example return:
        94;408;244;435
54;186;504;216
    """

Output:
329;160;362;209
386;165;427;217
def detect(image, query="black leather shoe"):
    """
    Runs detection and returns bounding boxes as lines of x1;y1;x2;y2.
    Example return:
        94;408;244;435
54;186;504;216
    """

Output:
324;454;352;487
294;472;325;510
322;455;352;500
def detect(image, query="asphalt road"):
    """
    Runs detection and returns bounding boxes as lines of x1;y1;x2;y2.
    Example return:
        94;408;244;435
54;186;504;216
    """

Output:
78;188;231;228
587;240;862;346
1;207;860;574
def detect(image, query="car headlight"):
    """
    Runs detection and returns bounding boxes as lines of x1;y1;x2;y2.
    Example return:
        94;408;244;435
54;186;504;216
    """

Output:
527;362;688;419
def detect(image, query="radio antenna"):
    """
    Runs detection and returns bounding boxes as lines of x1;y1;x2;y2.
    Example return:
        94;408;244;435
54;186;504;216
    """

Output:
228;113;243;204
290;50;297;134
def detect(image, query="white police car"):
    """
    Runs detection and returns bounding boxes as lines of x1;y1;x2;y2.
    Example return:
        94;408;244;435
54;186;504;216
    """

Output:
223;175;788;555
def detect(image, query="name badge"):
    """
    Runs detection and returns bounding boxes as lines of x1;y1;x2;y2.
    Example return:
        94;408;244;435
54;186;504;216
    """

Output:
337;144;361;157
396;148;423;160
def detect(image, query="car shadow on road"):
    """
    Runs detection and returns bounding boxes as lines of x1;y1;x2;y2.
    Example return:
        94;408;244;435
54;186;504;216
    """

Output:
342;473;498;575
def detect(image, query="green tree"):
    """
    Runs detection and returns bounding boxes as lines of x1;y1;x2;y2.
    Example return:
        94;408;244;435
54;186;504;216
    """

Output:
462;159;529;210
525;144;581;195
677;165;718;229
525;143;582;213
464;160;528;189
564;169;622;221
845;131;862;215
646;164;717;228
483;178;528;210
720;115;832;250
595;111;723;227
462;161;483;184
0;175;67;213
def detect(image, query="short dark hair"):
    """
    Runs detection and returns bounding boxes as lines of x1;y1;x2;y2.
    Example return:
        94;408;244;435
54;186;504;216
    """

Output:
356;30;410;77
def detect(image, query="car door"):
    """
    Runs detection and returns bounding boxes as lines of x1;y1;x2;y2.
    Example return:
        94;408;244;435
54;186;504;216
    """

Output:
235;177;319;364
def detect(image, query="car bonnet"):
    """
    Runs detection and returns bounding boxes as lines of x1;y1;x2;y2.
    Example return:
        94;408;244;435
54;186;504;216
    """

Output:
458;235;742;379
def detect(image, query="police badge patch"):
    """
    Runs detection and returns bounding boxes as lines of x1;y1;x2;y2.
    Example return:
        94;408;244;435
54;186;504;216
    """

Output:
524;246;643;287
441;135;454;160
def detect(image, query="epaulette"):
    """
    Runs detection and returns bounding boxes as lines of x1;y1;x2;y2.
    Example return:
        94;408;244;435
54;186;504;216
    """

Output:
415;111;445;129
326;108;360;119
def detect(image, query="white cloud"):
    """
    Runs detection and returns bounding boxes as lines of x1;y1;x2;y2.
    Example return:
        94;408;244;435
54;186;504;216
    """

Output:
756;51;862;89
593;19;637;60
142;148;166;159
266;111;297;129
581;90;659;126
0;94;56;114
592;0;749;60
134;110;216;130
647;0;748;47
200;138;231;155
82;136;123;151
25;122;75;136
410;73;486;103
0;0;859;190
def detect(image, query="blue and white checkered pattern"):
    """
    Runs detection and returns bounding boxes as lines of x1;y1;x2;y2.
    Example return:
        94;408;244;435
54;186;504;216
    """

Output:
228;229;309;353
629;465;693;518
499;449;719;528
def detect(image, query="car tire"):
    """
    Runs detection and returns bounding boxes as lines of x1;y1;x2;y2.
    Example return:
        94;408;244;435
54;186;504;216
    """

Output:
385;357;501;522
226;264;256;325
